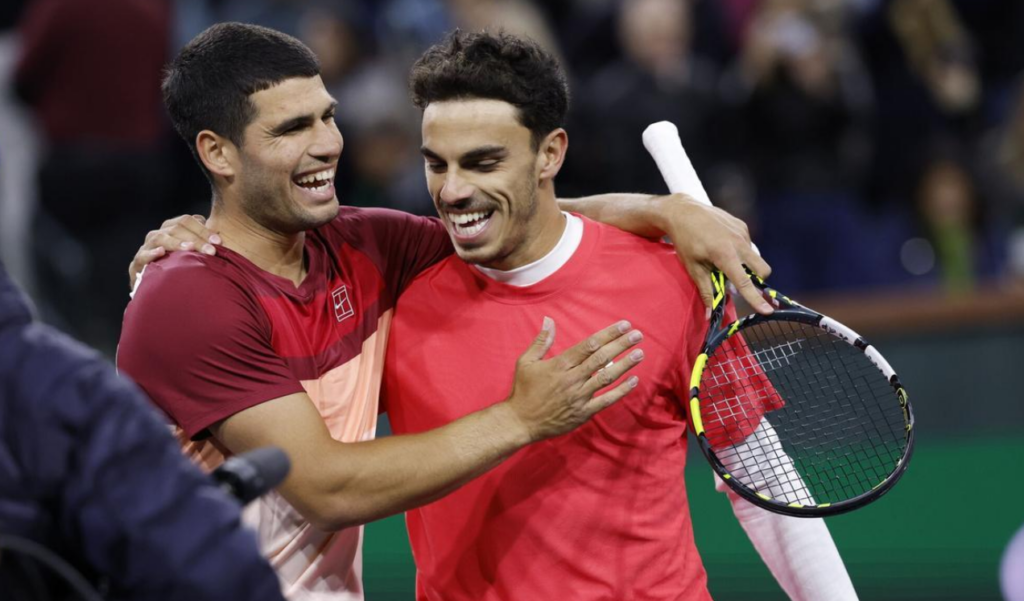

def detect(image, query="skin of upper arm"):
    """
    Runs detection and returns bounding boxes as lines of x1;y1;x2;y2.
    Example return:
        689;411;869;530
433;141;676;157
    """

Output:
210;392;347;530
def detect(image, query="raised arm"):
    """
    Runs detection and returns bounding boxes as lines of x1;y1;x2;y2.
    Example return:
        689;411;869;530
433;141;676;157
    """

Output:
211;319;643;531
558;193;773;315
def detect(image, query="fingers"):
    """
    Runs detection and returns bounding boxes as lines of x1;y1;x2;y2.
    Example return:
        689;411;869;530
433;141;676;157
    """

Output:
558;320;633;368
130;214;218;290
580;345;644;397
576;328;644;378
585;375;640;415
519;317;556;363
176;214;220;252
731;273;773;315
742;248;772;281
687;262;716;320
717;256;773;316
128;247;166;290
146;215;219;255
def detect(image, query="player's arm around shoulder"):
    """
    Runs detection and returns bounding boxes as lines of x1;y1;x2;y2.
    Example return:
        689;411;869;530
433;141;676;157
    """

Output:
558;193;773;314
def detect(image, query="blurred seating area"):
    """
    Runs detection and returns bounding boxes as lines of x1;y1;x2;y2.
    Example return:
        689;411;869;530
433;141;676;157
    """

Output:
2;0;1024;356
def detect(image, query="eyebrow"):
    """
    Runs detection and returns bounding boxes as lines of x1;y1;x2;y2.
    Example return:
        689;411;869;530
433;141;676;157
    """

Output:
269;101;338;136
420;144;508;162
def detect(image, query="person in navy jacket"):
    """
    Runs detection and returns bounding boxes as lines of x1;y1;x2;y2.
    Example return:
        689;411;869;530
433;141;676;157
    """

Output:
0;260;284;600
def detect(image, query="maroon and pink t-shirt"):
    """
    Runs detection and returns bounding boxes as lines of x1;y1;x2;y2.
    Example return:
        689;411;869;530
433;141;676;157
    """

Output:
118;206;450;599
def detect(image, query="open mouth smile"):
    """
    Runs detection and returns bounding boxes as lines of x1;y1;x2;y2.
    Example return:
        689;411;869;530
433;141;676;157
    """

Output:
293;167;336;195
448;210;495;238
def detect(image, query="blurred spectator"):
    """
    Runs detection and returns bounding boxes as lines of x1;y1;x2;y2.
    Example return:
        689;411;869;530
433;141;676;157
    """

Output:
987;79;1024;279
446;0;561;58
734;0;874;293
13;0;173;356
0;0;38;291
299;2;429;214
949;0;1024;125
902;148;1006;293
564;0;730;196
173;0;308;49
860;0;981;209
0;0;28;31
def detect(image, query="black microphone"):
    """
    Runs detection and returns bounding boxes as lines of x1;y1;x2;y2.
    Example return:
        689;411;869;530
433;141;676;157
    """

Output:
211;447;291;505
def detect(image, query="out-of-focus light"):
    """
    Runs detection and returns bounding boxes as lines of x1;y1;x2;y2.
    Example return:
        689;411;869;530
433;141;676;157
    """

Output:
1009;228;1024;277
1002;523;1024;601
900;238;935;276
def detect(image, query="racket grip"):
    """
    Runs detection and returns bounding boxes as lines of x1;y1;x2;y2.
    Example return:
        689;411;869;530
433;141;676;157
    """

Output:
642;121;761;257
641;121;712;206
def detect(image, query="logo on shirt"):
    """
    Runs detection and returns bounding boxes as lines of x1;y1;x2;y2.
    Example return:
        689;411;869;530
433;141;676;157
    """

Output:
331;285;355;322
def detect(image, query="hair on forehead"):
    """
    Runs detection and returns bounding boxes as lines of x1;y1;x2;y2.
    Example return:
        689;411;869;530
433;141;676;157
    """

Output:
409;29;569;150
162;22;321;181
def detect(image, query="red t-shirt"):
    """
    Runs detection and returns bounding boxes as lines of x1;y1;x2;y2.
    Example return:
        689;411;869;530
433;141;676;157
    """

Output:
117;207;450;598
383;217;771;600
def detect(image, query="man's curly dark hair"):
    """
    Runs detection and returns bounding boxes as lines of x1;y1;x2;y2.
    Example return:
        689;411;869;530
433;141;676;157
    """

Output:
409;30;569;150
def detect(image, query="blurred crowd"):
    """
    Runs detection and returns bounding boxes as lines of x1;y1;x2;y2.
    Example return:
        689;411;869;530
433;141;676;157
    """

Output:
2;0;1024;356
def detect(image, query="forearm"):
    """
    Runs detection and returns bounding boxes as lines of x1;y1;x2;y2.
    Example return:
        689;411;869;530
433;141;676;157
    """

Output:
300;402;531;530
557;193;671;238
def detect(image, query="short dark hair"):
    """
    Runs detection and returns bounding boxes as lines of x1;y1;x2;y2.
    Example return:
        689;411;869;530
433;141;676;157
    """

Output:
409;30;569;149
163;22;320;178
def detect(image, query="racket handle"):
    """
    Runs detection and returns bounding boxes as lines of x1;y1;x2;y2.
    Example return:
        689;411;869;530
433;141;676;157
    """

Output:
642;120;760;257
641;121;712;206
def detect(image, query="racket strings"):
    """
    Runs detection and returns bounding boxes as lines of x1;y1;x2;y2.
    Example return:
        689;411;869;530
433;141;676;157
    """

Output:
699;320;908;505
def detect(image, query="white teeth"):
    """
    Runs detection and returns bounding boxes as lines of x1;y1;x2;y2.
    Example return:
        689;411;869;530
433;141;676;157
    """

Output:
449;211;489;225
296;168;335;186
456;220;488;236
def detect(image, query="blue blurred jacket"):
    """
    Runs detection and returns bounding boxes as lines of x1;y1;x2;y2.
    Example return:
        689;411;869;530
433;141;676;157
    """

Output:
0;262;285;600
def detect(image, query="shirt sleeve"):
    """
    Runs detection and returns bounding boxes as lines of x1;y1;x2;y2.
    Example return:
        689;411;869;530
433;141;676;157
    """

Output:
117;257;305;439
344;207;454;298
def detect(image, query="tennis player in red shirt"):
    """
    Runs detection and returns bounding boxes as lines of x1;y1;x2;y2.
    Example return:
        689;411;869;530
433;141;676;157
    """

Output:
119;24;770;601
378;31;860;601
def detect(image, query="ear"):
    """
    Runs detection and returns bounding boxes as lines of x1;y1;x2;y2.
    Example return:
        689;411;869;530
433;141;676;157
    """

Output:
536;128;568;183
195;130;238;179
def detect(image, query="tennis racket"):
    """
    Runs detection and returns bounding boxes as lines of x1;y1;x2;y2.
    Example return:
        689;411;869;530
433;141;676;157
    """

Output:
643;121;915;517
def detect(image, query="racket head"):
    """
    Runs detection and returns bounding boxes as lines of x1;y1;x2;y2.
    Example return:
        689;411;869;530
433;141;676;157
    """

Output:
688;276;915;517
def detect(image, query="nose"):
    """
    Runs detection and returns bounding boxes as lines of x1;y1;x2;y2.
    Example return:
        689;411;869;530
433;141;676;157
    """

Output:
310;120;343;161
438;169;475;205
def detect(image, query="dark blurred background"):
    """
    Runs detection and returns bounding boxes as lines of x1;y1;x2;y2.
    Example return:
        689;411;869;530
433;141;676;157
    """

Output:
0;0;1022;599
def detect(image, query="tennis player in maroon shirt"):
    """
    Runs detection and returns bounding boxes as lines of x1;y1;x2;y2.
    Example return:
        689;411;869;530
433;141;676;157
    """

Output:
122;24;778;601
117;22;776;600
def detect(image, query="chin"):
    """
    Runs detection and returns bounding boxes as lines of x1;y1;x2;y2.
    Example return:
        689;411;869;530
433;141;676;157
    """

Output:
304;201;341;228
454;241;511;268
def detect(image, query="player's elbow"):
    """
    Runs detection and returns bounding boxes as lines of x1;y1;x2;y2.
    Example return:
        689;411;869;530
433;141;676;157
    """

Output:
301;501;361;532
298;493;377;532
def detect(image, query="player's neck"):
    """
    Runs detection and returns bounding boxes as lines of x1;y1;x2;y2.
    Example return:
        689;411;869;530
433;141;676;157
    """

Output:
207;210;308;287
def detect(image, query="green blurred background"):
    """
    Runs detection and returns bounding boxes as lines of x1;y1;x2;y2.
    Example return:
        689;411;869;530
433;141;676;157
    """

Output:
365;302;1024;600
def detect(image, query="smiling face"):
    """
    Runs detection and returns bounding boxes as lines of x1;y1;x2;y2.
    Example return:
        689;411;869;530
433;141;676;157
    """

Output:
231;76;343;233
420;99;565;270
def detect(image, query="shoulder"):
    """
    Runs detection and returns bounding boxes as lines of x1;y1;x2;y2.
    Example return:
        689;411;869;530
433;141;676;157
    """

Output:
133;252;254;305
583;217;699;293
124;252;266;341
320;206;443;245
586;217;680;260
